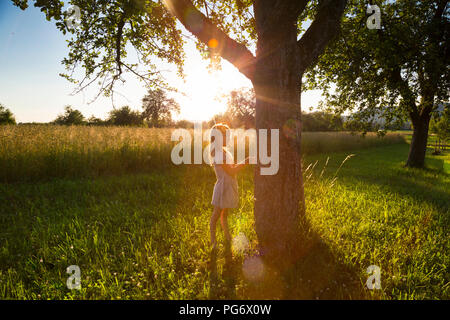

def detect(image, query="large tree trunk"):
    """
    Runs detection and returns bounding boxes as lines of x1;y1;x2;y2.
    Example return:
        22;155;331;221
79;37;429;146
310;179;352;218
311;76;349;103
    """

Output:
252;2;304;271
406;112;431;168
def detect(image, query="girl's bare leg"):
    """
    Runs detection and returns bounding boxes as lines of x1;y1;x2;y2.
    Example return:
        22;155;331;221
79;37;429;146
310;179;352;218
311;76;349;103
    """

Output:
220;209;231;242
210;207;221;249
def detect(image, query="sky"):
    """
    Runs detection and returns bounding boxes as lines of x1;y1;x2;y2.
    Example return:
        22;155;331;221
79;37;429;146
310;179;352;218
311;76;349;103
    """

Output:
0;1;324;123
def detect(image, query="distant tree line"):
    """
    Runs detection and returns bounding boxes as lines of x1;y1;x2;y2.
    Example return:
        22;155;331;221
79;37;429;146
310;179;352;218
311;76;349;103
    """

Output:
0;87;355;131
52;88;180;127
210;87;344;132
3;87;445;137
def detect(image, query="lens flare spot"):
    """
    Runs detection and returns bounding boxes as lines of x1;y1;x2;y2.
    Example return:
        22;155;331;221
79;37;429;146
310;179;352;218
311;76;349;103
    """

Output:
232;232;249;254
242;256;264;282
282;118;299;139
208;38;219;48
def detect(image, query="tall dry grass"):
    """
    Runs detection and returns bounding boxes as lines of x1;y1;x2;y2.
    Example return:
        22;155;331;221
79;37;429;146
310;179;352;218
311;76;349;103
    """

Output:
0;125;405;182
0;125;173;182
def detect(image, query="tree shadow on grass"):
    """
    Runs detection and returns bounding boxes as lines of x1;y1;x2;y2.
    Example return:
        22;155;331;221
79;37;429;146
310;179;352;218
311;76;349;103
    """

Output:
242;232;369;300
206;218;371;300
282;237;368;299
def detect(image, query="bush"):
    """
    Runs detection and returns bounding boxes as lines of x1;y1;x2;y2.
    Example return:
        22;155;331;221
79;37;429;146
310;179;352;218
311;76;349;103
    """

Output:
0;104;16;125
107;106;144;126
54;106;86;125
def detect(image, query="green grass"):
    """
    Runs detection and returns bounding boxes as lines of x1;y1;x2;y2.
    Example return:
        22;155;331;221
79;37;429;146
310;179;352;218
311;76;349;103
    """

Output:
0;126;448;299
303;144;449;299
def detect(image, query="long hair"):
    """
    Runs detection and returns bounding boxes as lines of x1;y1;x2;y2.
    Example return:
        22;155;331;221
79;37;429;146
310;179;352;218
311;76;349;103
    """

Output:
209;122;231;165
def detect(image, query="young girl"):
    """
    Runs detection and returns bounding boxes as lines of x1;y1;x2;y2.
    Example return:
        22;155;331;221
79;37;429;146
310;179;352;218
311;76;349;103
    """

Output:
209;123;248;251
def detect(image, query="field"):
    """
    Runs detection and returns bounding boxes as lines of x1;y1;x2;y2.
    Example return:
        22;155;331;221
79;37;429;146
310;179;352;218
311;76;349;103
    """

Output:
0;125;448;299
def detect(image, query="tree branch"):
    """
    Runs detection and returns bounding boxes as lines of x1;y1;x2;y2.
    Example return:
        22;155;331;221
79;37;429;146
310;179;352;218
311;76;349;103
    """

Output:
391;66;419;116
433;0;448;21
274;0;308;22
115;13;126;78
163;0;256;80
297;0;347;74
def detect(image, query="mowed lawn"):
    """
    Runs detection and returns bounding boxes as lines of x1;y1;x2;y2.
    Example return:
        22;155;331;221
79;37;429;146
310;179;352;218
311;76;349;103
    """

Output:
0;127;448;300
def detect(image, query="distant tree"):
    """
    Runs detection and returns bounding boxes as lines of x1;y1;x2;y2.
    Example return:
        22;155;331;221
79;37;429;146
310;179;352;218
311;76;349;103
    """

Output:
209;88;255;128
54;105;86;125
307;0;450;168
108;106;143;126
225;87;255;128
141;88;180;127
0;104;16;125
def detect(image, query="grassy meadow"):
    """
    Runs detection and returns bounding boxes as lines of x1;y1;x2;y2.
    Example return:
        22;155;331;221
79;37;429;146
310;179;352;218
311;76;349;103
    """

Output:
0;125;448;299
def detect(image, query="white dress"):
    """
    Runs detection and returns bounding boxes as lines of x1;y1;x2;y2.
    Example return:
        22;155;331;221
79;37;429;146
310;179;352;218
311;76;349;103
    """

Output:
211;150;239;209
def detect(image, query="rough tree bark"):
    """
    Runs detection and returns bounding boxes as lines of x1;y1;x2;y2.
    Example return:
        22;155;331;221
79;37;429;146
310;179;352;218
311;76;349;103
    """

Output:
406;112;431;168
252;1;303;269
252;0;347;269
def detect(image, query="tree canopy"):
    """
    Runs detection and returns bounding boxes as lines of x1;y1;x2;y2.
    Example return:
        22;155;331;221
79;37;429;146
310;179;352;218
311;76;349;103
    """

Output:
307;0;449;119
306;0;449;166
12;0;348;94
13;0;186;100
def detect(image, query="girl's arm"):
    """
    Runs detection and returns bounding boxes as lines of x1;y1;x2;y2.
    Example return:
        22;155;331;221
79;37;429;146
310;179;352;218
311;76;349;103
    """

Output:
220;157;251;176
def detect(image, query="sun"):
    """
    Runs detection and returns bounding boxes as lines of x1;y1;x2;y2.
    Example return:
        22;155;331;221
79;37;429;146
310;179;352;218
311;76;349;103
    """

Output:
178;71;227;122
173;53;252;122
